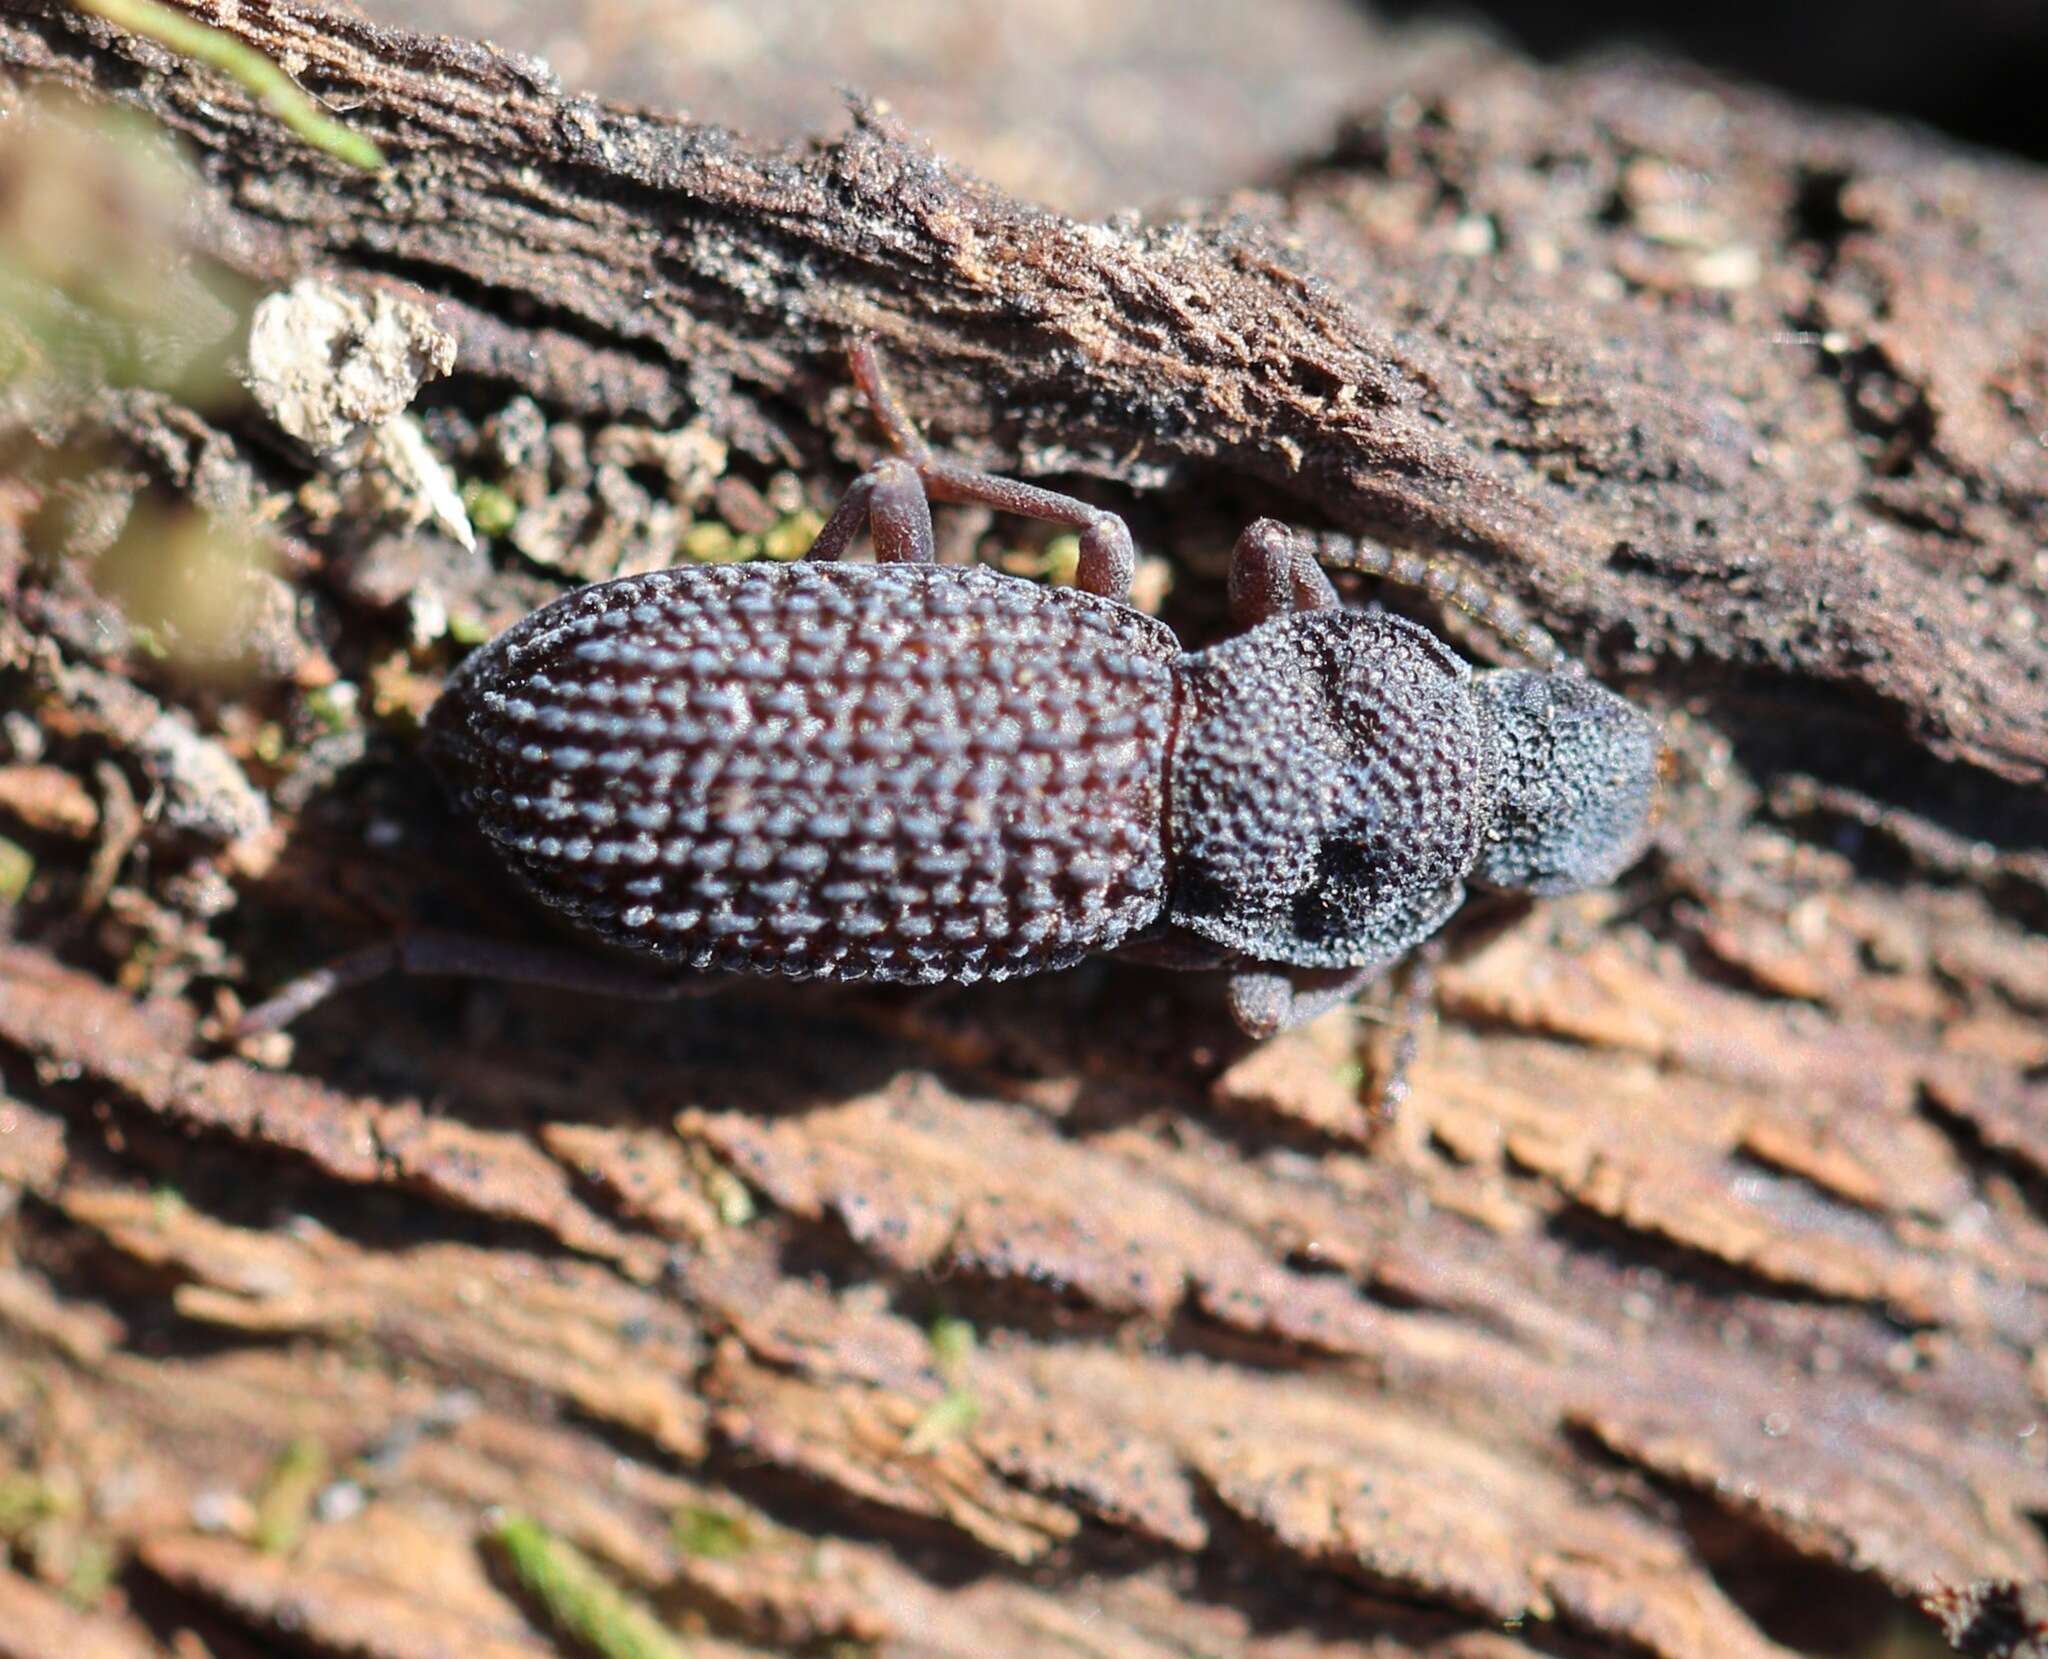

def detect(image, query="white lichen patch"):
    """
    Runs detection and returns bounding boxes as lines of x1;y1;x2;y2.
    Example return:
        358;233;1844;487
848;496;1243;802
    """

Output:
246;278;456;451
245;277;473;550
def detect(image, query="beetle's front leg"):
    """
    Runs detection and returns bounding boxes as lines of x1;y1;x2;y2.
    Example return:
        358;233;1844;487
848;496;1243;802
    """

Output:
1365;933;1445;1122
1287;525;1573;672
1227;518;1341;628
1229;936;1445;1123
1225;962;1378;1038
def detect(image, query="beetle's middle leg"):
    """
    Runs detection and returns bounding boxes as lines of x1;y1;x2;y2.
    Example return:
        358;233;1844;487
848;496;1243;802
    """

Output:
1228;518;1341;628
842;340;1138;601
804;457;938;565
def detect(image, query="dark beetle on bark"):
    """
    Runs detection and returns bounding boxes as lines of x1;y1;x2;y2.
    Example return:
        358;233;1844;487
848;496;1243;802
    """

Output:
242;347;1663;1041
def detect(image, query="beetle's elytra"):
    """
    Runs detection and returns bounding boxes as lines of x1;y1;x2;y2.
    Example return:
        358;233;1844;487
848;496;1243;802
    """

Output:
244;345;1662;1040
416;346;1661;1036
427;559;1178;985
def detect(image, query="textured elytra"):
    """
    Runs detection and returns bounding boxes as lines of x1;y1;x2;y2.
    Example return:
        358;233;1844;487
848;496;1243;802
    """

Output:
1167;610;1493;970
426;562;1179;984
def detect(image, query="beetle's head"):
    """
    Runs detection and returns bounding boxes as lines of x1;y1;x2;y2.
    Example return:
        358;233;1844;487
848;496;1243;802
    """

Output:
1470;669;1662;896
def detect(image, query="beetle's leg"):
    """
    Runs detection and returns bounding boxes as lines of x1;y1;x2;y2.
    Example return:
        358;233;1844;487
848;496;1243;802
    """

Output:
1291;527;1574;673
918;459;1136;601
803;457;937;565
1225;962;1378;1038
1227;936;1444;1123
1364;933;1445;1126
229;929;718;1039
1228;518;1341;628
847;341;1137;601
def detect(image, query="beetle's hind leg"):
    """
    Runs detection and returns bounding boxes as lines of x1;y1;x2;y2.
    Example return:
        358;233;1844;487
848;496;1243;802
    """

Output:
227;929;720;1042
835;340;1139;602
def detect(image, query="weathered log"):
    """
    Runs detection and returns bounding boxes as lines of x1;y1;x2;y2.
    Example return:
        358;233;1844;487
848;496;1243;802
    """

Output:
1;3;2044;1656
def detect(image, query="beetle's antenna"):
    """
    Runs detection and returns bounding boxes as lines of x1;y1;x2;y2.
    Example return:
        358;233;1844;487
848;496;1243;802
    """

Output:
1295;529;1578;675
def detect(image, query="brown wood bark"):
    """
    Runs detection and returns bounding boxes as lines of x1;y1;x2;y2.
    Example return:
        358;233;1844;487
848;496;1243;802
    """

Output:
1;3;2045;1656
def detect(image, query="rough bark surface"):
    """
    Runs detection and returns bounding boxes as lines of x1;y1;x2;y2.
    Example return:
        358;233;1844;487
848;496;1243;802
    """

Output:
1;3;2045;1657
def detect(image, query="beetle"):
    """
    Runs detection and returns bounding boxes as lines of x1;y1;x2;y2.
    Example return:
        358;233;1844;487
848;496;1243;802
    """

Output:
237;344;1662;1042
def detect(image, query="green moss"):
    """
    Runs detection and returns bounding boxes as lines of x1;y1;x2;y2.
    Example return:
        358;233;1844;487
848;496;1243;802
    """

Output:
902;1390;979;1453
904;1316;981;1453
994;533;1081;586
1041;533;1081;587
670;1503;754;1560
681;521;741;564
683;507;826;566
0;837;32;903
253;1436;327;1556
463;480;518;539
61;1533;116;1610
250;722;287;765
446;610;492;648
487;1511;692;1659
0;1474;61;1535
302;682;359;736
682;1142;755;1227
928;1316;976;1379
761;507;825;561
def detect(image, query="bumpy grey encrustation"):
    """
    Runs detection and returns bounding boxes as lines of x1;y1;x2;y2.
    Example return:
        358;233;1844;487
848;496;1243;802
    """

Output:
1169;609;1492;972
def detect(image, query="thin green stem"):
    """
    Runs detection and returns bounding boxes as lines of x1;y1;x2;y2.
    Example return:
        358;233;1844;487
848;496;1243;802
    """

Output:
74;0;385;171
486;1512;692;1659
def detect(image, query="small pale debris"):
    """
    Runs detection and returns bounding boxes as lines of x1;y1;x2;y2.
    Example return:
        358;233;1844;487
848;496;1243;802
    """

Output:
246;278;457;452
246;279;473;550
0;764;98;838
358;413;477;552
138;711;271;846
313;1479;367;1524
591;420;729;509
1691;245;1762;290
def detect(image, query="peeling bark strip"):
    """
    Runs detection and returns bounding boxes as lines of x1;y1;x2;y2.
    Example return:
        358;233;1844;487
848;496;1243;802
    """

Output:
3;0;2046;779
3;2;2048;1658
